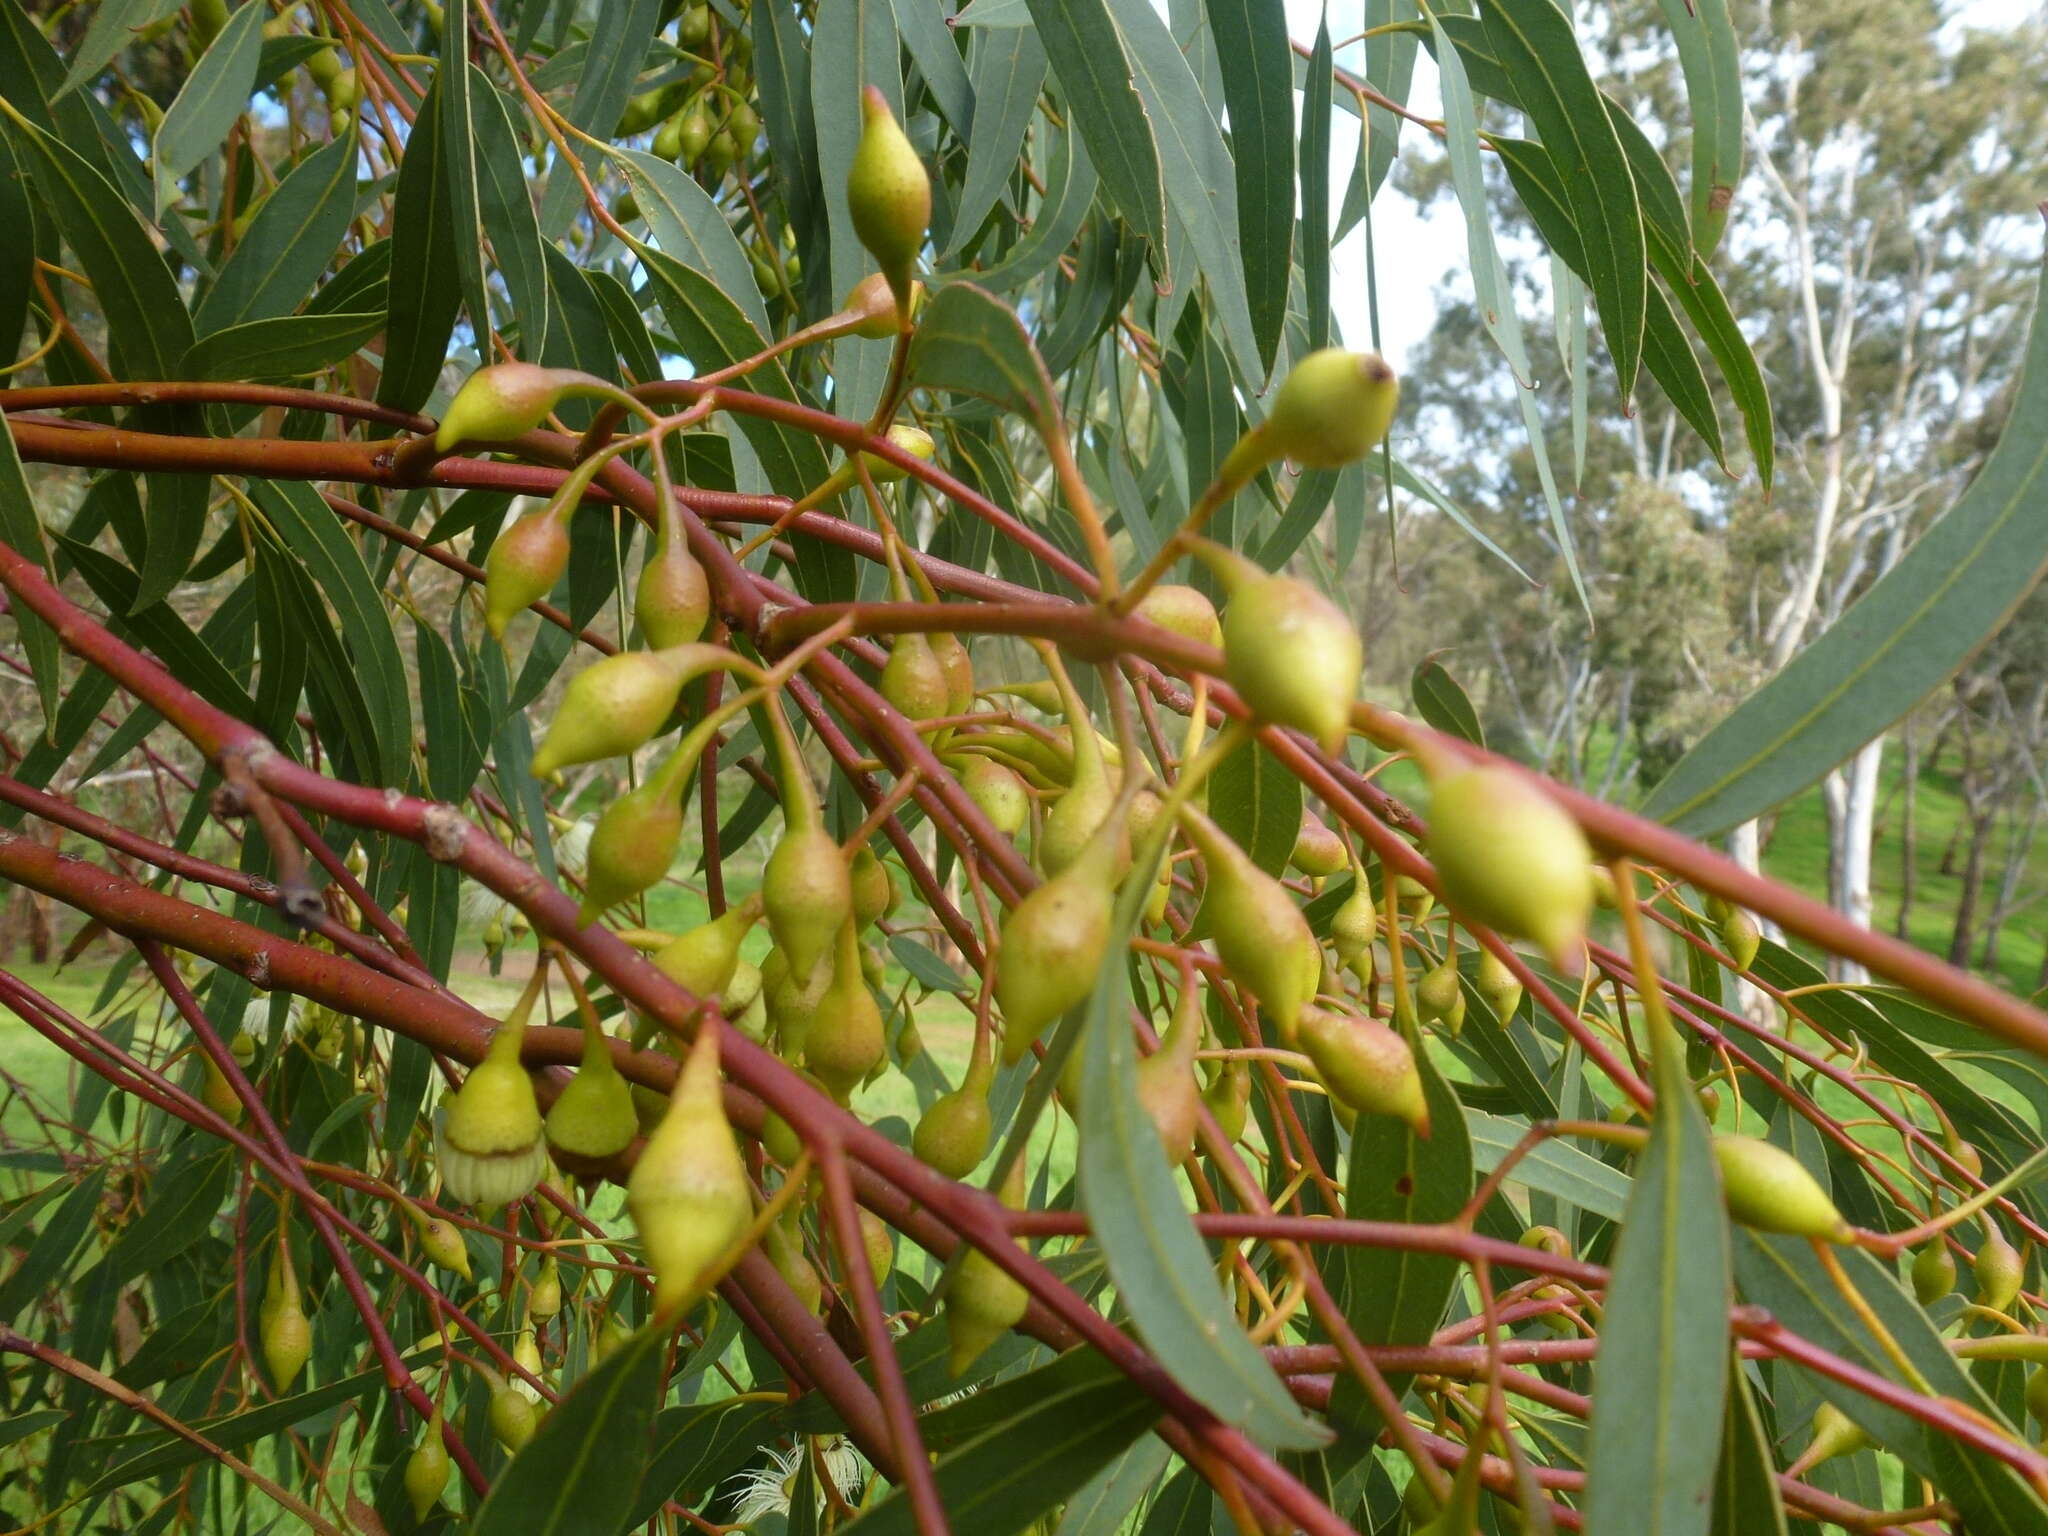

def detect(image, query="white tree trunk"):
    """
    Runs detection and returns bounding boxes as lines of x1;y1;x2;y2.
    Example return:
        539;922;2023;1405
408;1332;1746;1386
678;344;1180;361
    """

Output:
1726;820;1777;1023
1822;736;1885;983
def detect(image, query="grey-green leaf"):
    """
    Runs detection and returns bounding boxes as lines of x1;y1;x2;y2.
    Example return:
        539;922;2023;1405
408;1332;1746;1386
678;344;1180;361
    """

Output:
151;0;265;213
1024;0;1167;254
1643;254;2048;834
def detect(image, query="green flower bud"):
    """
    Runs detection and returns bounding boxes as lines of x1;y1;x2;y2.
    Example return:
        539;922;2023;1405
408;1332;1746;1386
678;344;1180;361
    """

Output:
1425;763;1593;970
1910;1241;1957;1305
530;643;732;778
1218;349;1398;485
963;758;1030;839
1712;1135;1852;1241
1181;807;1318;1042
1975;1229;2025;1313
627;1027;753;1316
483;506;571;640
997;808;1124;1063
405;1412;451;1521
914;1039;994;1178
435;362;590;452
1296;1006;1428;1134
438;987;548;1207
846;86;929;309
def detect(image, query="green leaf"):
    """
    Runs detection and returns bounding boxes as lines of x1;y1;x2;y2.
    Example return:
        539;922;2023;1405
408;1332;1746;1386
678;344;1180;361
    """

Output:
180;310;382;379
377;73;461;413
1582;1003;1730;1536
1644;253;2048;834
1203;0;1293;374
887;0;974;134
616;146;773;336
1656;0;1743;255
1024;0;1167;254
0;1409;65;1449
472;1321;668;1536
90;1147;233;1289
1428;9;1587;620
908;281;1064;441
534;0;663;236
0;1171;105;1322
751;0;826;272
1477;0;1646;400
1411;654;1486;748
948;24;1047;257
0;415;60;732
1208;737;1301;877
151;0;264;213
1331;1035;1472;1440
2;108;194;379
1137;1466;1213;1534
627;1398;787;1527
1710;1361;1788;1536
845;1350;1160;1536
437;0;490;338
1078;866;1329;1451
889;935;975;995
1340;0;1420;230
471;70;550;358
194;133;360;333
54;0;181;96
1052;1434;1173;1536
1465;1110;1632;1223
1299;13;1332;353
956;119;1098;298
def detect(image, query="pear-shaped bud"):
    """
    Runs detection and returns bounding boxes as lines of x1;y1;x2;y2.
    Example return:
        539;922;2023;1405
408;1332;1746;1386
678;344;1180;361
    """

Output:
1182;807;1318;1041
1218;349;1399;485
2026;1364;2048;1426
1202;1058;1252;1144
932;631;975;716
405;1412;452;1521
850;847;897;932
914;1039;994;1177
1136;984;1204;1164
1212;555;1362;752
860;1208;895;1284
1712;1135;1852;1241
1395;872;1434;920
996;808;1124;1063
847;86;930;308
1910;1241;1957;1305
880;630;951;722
484;507;572;639
764;1210;824;1316
509;1325;544;1399
1290;813;1347;879
576;756;694;927
627;1027;753;1315
963;757;1030;839
488;1378;537;1451
764;821;853;988
1475;947;1523;1022
1296;1007;1428;1133
653;893;764;1000
405;1201;473;1280
1329;878;1379;977
945;1162;1029;1376
1416;959;1463;1025
1787;1401;1868;1478
438;986;548;1207
528;1256;563;1320
1040;768;1122;877
531;645;724;778
635;534;710;650
545;1013;639;1164
260;1261;311;1392
1975;1229;2025;1312
842;270;923;338
1425;764;1593;969
803;920;886;1101
763;946;829;1061
1135;583;1223;649
1718;906;1762;971
201;1052;243;1124
1519;1224;1571;1258
436;363;589;452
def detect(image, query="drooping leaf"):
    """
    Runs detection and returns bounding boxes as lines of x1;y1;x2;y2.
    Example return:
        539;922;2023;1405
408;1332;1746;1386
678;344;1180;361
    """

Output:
377;74;461;413
949;24;1047;256
1411;655;1486;748
1203;0;1293;374
150;0;264;213
1023;0;1167;254
1208;737;1302;877
195;132;360;334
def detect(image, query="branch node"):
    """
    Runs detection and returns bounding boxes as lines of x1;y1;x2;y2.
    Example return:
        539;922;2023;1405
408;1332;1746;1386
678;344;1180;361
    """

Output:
421;804;472;864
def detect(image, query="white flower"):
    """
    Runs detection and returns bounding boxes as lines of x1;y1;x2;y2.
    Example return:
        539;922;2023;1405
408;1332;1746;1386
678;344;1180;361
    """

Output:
722;1437;867;1526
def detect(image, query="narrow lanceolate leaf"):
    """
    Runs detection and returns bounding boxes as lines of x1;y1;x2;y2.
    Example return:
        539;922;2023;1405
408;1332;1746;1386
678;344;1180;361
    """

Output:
1203;0;1295;374
1024;0;1167;254
615;147;773;336
534;0;662;236
1079;866;1330;1451
1464;1110;1630;1219
438;0;491;339
1411;655;1486;748
949;23;1048;257
471;1321;667;1536
1657;0;1743;256
2;109;194;377
1477;0;1647;401
1430;12;1588;618
1299;14;1333;352
471;70;550;358
907;283;1064;442
887;0;974;133
1330;1037;1472;1441
377;74;461;413
844;1351;1160;1536
1209;739;1302;876
1710;1362;1788;1536
54;0;181;96
1583;996;1729;1536
195;132;359;333
0;415;61;733
181;311;382;380
1645;254;2048;834
151;0;264;213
